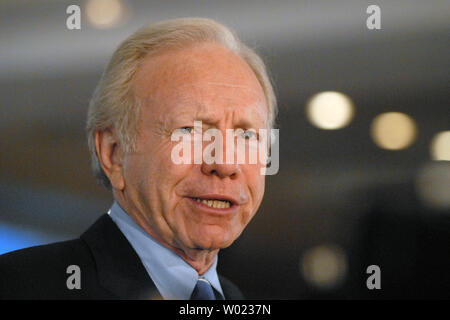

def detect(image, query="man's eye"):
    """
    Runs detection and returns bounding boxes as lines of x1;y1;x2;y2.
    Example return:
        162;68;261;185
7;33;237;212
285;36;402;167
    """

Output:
178;127;193;134
241;130;258;140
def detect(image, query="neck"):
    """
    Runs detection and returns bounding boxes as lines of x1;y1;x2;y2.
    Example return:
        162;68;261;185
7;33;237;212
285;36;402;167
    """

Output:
139;220;220;275
169;245;219;275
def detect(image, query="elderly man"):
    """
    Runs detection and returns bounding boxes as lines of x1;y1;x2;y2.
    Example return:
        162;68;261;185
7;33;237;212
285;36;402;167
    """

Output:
0;17;277;300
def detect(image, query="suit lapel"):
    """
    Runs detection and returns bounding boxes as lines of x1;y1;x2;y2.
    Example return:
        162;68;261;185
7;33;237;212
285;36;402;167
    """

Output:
81;214;161;299
81;214;244;300
219;275;245;300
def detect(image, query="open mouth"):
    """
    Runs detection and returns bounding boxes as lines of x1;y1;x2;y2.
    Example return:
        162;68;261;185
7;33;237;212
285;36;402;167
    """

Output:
191;198;233;209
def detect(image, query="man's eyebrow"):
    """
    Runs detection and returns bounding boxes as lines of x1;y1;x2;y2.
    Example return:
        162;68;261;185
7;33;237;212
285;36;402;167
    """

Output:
156;98;267;128
174;103;214;123
233;118;265;129
166;102;215;125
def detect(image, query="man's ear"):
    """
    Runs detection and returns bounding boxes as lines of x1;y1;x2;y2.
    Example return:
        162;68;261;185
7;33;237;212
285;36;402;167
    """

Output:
95;129;125;190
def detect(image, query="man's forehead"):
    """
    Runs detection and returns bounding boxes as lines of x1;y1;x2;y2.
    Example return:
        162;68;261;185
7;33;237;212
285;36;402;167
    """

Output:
133;43;269;126
183;100;267;124
137;76;265;100
144;93;268;128
161;80;263;103
178;81;263;92
133;43;265;98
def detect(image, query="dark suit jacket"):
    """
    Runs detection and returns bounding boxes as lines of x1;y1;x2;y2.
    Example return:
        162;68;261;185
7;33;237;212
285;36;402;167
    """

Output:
0;214;244;300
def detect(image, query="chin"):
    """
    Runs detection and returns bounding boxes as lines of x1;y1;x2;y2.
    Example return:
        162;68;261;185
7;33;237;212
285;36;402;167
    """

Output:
192;229;237;250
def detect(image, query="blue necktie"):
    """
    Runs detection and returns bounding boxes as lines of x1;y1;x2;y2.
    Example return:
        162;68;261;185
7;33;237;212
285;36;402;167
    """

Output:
190;278;216;300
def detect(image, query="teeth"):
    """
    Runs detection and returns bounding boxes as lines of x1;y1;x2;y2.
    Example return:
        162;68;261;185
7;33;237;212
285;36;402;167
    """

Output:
194;198;231;209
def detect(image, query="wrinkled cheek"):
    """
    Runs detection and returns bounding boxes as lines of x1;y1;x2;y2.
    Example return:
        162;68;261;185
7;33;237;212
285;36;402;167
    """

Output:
237;207;254;232
166;205;205;246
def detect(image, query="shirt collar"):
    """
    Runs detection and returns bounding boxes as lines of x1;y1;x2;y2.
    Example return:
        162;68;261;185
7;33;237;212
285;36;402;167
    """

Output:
108;201;224;300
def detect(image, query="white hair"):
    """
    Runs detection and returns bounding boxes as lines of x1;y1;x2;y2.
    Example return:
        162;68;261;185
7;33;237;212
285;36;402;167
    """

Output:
86;17;277;188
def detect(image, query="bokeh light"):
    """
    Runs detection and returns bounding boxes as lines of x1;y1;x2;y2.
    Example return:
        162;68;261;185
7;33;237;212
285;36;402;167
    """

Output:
306;91;355;130
415;162;450;210
300;244;347;289
370;112;417;150
86;0;125;29
430;131;450;161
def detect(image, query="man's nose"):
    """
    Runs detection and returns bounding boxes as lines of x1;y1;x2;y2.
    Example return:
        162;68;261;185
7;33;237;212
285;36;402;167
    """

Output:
200;131;241;179
201;160;241;179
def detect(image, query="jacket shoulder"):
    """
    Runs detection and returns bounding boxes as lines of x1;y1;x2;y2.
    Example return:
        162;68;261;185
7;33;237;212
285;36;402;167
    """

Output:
0;238;90;267
0;239;104;299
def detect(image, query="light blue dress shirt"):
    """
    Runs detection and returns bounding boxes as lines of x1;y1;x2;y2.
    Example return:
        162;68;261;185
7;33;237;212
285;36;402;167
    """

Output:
108;201;224;300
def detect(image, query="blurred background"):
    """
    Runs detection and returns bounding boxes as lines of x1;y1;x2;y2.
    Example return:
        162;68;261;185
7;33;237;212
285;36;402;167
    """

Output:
0;0;449;299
